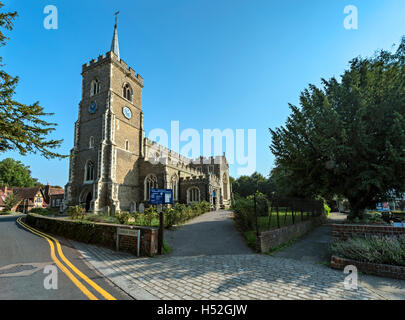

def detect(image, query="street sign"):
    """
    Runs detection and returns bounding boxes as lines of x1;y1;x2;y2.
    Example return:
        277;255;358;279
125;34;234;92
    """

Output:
117;228;138;237
376;202;391;212
149;188;173;205
116;227;141;257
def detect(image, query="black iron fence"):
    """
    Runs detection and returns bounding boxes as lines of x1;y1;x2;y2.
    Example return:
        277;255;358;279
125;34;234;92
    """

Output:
253;195;324;233
232;194;325;234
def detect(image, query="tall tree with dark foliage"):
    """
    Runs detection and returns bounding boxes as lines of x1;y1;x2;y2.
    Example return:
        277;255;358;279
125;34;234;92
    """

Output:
271;38;405;218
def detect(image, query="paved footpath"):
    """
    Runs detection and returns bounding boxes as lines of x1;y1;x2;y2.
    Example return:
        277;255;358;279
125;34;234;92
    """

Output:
272;212;405;300
165;210;252;256
72;210;384;300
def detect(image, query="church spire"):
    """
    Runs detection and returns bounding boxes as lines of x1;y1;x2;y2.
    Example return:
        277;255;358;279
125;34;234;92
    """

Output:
111;11;120;60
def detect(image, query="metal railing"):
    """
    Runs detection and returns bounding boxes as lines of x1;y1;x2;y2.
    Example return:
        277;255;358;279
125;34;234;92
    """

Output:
254;196;324;233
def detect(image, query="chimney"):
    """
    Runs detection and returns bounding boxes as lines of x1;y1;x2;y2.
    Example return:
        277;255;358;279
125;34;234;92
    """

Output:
45;184;50;198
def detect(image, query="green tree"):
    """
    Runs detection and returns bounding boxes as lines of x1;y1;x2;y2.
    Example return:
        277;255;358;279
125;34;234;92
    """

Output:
0;158;39;187
4;191;19;210
232;172;274;198
0;3;65;159
270;37;405;218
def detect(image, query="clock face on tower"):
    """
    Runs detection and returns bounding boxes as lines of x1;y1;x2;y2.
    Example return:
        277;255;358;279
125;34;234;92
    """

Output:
123;106;132;119
89;101;97;114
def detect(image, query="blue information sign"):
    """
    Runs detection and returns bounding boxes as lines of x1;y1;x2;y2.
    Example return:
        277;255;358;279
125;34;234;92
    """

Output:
149;188;173;205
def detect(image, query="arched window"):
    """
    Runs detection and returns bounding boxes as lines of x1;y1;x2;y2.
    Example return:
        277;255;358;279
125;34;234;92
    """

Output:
123;83;132;102
89;136;94;149
170;175;178;201
90;79;100;96
187;187;200;204
85;161;94;182
223;173;228;200
125;140;129;151
144;174;158;201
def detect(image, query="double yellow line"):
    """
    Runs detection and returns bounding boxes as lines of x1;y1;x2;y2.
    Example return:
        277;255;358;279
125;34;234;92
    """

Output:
17;217;116;300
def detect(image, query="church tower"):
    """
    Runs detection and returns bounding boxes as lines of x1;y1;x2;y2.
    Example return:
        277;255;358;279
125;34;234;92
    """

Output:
64;17;144;213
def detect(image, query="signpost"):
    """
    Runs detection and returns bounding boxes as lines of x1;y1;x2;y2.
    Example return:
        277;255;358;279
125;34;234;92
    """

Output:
149;188;173;254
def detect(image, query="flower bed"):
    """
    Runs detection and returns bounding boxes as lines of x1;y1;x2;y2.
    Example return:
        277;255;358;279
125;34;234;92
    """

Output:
330;235;405;279
67;201;211;228
331;235;405;267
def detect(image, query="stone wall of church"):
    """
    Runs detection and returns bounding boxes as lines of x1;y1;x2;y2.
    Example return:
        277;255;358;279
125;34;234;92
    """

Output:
179;177;209;204
65;49;232;213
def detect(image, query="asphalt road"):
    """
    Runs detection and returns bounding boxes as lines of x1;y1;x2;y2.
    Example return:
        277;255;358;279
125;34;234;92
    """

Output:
0;214;132;300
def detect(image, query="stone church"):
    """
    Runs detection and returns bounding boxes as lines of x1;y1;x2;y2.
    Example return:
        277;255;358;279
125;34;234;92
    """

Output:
63;21;231;214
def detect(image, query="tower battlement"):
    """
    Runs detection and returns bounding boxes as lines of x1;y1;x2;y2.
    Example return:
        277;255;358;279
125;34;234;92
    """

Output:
82;51;143;86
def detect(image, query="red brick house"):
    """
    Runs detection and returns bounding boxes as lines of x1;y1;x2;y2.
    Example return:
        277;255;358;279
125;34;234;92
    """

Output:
12;187;47;213
43;185;64;210
0;185;65;213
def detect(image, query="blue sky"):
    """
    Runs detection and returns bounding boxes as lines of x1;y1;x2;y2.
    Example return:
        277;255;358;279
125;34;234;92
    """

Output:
1;0;405;186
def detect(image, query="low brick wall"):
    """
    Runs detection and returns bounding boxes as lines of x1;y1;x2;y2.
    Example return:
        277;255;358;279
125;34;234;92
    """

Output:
331;255;405;280
256;216;326;253
332;224;405;241
25;214;158;256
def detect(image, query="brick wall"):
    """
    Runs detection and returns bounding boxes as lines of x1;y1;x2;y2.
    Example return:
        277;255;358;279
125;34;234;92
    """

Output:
25;214;158;256
331;255;405;280
332;224;405;241
118;229;158;256
257;216;326;253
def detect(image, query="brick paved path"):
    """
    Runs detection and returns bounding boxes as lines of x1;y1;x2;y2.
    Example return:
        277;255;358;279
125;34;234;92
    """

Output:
165;210;253;256
73;242;382;300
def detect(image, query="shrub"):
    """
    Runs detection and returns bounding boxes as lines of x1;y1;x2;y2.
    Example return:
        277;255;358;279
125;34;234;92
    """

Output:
84;214;119;224
68;205;85;220
246;192;269;217
30;207;54;216
331;235;405;267
4;192;20;211
244;230;257;249
324;203;331;216
231;197;255;231
163;207;176;228
345;211;387;225
143;207;158;226
190;203;201;216
116;211;131;225
199;200;211;213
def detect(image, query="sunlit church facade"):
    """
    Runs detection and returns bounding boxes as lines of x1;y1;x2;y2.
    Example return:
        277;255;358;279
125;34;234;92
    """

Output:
63;21;231;214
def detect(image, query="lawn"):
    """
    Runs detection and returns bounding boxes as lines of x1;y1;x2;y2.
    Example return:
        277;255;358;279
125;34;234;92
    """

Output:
257;210;314;231
0;210;20;216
